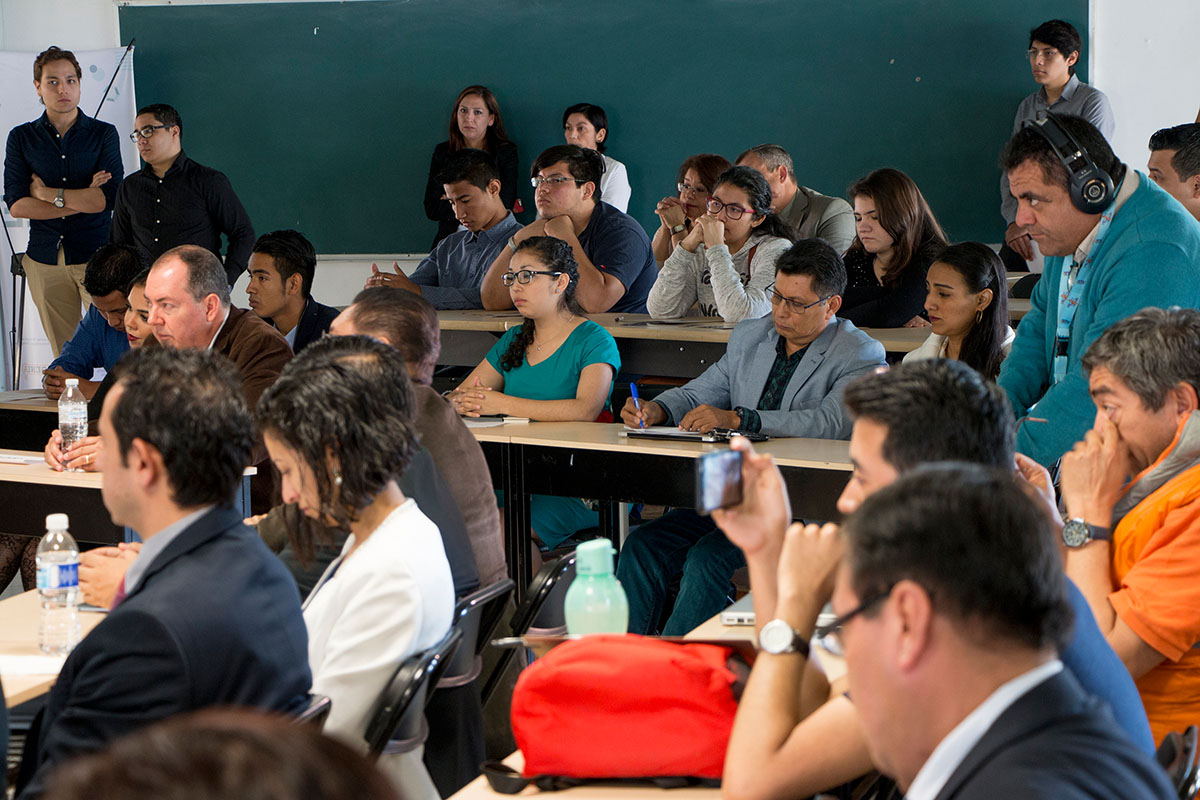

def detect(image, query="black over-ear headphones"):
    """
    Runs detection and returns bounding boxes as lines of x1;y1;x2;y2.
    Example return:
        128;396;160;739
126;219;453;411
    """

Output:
1023;112;1115;214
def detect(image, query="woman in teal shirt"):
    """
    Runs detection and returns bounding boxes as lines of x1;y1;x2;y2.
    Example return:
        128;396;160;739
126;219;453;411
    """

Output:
449;236;620;548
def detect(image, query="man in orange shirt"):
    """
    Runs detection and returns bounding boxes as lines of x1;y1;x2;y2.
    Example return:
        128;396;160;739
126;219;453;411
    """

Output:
1059;306;1200;744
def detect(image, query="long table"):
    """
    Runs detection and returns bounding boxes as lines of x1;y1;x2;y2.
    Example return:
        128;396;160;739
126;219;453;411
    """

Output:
472;422;852;600
0;590;105;706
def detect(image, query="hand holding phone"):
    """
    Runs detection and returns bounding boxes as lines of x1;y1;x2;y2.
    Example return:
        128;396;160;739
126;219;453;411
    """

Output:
695;449;744;515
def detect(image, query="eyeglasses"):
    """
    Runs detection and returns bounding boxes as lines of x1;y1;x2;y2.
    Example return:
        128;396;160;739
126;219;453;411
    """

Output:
767;283;831;314
677;182;707;197
814;586;893;648
128;124;168;142
501;269;563;286
706;196;759;220
1027;47;1061;63
531;175;584;189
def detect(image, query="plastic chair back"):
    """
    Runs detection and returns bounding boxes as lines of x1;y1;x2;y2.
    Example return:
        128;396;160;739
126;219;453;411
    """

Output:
293;693;332;730
440;579;515;689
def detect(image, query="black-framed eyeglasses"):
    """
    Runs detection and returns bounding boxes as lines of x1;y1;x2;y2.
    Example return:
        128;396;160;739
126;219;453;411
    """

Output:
128;124;168;142
814;586;893;646
501;269;563;286
531;175;584;189
677;181;707;197
767;282;831;314
706;196;758;220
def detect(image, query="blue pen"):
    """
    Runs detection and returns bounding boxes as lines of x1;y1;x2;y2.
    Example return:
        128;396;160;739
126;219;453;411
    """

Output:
628;382;645;429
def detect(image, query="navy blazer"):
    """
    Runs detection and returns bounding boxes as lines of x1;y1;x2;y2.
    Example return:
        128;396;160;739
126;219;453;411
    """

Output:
292;297;340;354
19;506;311;798
932;670;1173;800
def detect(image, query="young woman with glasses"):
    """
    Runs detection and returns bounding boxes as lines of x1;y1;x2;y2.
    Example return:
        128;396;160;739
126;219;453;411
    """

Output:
449;236;620;550
647;165;796;322
650;153;732;267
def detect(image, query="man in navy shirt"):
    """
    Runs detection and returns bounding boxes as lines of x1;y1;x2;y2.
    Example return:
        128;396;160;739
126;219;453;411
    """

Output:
3;46;123;356
480;144;654;313
42;244;142;399
246;229;337;353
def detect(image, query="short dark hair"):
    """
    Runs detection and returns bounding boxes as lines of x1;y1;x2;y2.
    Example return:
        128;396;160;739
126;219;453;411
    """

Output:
842;359;1015;472
531;144;605;202
1029;19;1082;76
435;148;500;192
844;464;1072;652
126;267;151;296
82;244;144;298
774;238;847;297
1148;123;1200;153
562;103;609;153
347;288;441;384
137;103;183;137
155;245;230;307
675;153;732;196
1173;130;1200;182
929;242;1009;380
110;348;253;508
33;46;81;81
735;143;795;179
999;114;1121;201
252;230;317;299
256;336;417;551
42;709;400;800
1082;306;1200;412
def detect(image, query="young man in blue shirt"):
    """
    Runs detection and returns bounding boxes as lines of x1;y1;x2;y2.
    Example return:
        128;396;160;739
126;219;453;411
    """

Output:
3;46;123;356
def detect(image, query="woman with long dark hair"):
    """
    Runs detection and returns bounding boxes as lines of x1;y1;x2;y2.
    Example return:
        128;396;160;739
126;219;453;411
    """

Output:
904;242;1014;380
650;153;732;267
841;168;948;328
424;85;519;247
648;165;796;322
449;236;620;549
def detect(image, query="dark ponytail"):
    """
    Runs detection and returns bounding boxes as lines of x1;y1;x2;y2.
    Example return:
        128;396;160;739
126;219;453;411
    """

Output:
935;242;1009;380
499;236;585;371
712;166;796;244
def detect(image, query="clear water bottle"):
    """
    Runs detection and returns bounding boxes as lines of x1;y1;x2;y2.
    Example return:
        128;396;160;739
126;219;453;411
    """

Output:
564;539;629;635
37;513;81;655
58;378;88;473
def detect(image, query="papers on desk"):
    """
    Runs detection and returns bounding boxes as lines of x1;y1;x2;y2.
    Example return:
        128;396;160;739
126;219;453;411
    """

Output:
0;454;47;465
621;426;709;441
0;653;66;675
463;416;530;428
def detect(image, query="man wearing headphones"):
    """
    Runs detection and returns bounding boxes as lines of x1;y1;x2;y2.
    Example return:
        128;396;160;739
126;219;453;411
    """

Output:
997;114;1200;467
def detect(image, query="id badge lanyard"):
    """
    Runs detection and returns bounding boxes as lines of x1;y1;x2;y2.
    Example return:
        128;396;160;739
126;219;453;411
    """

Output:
1053;206;1117;384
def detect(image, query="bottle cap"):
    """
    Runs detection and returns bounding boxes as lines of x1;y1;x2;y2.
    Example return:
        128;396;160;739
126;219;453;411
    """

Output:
575;539;614;577
65;378;78;387
46;513;69;530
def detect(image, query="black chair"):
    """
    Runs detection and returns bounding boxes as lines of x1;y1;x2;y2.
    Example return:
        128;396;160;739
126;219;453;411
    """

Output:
481;551;576;706
293;693;332;730
363;626;463;760
1156;725;1200;800
1010;272;1041;298
423;579;515;796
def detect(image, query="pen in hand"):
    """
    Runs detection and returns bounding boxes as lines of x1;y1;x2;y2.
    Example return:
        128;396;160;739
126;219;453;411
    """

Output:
629;382;645;429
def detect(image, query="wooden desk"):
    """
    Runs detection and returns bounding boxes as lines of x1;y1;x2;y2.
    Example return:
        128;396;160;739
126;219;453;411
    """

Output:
0;590;105;706
0;390;59;451
473;423;851;598
0;450;258;545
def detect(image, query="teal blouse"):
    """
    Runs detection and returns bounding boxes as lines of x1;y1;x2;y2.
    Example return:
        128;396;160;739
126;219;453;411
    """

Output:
485;320;621;406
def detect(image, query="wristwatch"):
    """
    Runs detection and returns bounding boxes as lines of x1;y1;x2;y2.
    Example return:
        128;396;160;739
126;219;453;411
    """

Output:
54;188;65;209
758;618;810;657
1061;518;1112;548
670;223;686;234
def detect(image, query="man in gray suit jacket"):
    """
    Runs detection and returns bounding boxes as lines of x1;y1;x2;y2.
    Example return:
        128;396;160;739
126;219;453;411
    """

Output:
617;239;886;635
738;144;855;255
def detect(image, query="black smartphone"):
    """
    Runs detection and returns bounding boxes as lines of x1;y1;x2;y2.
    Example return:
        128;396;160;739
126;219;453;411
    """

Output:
695;449;744;515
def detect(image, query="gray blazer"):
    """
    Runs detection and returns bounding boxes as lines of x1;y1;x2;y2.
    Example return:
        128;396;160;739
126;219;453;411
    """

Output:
780;186;856;256
655;316;886;439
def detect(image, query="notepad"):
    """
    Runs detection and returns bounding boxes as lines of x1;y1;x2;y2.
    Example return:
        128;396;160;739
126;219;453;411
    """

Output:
463;416;530;428
0;654;66;675
0;454;47;465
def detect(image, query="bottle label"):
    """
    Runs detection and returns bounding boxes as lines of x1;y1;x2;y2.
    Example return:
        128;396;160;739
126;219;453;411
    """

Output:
36;563;79;590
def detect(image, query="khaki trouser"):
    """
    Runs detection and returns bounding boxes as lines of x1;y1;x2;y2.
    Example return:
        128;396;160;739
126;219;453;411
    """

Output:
23;249;90;358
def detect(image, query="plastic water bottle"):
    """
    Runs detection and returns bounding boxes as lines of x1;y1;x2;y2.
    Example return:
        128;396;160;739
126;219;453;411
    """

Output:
37;513;81;655
58;378;88;473
564;539;629;635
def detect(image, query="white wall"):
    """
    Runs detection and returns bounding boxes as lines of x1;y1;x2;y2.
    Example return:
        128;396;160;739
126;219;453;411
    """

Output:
0;0;118;51
1091;0;1200;171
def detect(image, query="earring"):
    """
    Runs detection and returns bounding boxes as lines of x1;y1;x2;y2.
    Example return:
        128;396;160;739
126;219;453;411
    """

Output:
975;309;983;324
334;470;343;487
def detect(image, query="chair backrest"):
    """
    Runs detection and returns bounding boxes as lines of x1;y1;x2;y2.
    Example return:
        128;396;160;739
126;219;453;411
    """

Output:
293;693;332;730
440;578;516;688
1010;272;1040;299
362;626;464;759
513;551;577;636
1156;725;1200;800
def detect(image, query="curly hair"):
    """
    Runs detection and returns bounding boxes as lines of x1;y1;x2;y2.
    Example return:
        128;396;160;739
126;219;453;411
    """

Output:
256;336;416;559
499;236;584;372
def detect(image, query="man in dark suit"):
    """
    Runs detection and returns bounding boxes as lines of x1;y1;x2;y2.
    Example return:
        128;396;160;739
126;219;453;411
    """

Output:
814;466;1172;800
246;229;339;353
17;348;311;799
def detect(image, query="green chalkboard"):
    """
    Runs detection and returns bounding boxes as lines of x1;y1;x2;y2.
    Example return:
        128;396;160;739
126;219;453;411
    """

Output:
119;0;1087;253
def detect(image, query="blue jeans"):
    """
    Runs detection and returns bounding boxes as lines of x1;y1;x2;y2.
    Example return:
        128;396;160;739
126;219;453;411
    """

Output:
617;509;746;636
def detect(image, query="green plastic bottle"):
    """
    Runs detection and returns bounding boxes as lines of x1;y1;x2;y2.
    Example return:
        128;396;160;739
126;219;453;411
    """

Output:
564;540;629;635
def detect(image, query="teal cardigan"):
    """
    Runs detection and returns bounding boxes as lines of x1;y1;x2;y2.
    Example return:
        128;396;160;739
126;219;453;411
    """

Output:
999;171;1200;466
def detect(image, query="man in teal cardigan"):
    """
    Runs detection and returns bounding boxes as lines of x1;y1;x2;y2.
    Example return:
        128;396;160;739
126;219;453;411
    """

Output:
998;115;1200;466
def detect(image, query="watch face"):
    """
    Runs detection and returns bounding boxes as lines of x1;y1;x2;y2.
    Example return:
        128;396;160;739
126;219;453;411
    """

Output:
759;619;796;654
1062;519;1090;548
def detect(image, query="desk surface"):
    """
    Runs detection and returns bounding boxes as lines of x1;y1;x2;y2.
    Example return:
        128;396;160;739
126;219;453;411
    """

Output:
0;590;105;706
0;449;105;489
0;390;57;413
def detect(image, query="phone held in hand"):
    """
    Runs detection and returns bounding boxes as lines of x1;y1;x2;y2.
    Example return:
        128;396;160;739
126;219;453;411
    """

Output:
695;449;744;515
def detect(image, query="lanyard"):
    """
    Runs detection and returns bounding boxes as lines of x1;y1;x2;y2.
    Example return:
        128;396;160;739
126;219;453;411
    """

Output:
1053;206;1117;383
